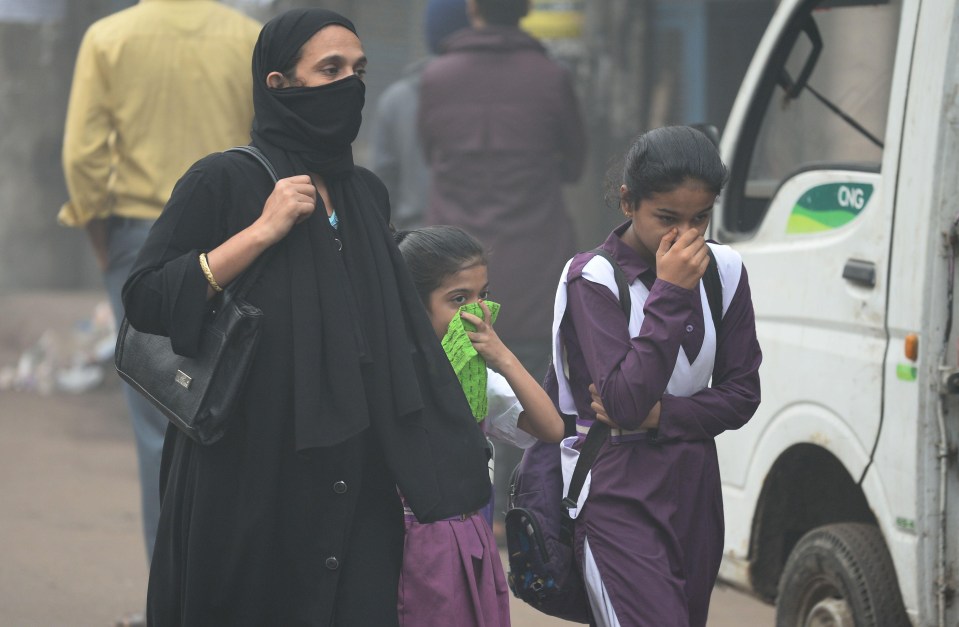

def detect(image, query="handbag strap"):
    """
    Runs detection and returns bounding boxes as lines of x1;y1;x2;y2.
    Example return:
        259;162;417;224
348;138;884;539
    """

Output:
220;146;279;300
226;145;279;182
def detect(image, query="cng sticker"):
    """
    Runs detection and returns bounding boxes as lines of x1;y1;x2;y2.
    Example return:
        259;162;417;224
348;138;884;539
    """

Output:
786;183;874;234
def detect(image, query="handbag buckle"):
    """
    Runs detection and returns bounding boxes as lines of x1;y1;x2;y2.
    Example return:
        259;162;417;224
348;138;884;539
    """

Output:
175;370;193;390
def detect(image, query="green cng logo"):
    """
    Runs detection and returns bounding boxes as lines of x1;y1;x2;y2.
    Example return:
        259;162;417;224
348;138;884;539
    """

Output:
787;183;874;234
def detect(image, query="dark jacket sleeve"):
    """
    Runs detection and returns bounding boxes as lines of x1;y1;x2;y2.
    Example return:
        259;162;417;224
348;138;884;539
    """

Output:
121;156;227;357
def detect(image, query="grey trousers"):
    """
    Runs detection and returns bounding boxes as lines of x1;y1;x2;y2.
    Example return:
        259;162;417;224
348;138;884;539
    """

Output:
104;217;167;562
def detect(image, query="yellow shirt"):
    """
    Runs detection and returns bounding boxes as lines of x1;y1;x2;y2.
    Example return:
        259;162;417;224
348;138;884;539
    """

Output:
59;0;261;227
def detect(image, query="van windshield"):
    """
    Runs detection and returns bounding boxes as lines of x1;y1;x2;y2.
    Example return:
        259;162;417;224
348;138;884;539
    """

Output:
729;0;900;234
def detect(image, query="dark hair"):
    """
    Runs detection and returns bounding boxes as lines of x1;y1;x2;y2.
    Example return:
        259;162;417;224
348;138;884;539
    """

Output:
616;126;728;209
395;226;488;305
278;48;303;83
474;0;529;26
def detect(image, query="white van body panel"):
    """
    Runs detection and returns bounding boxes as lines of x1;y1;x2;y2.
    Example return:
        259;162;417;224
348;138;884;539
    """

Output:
713;0;959;623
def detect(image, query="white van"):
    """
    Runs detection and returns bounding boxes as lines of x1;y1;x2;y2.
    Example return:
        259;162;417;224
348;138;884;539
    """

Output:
713;0;959;625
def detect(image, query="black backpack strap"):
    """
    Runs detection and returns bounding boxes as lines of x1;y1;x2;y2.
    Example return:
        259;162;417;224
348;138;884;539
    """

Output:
703;246;723;333
558;248;631;544
590;248;631;319
561;421;610;534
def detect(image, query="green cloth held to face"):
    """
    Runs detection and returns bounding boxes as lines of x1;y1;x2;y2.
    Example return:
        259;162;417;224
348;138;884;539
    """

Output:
441;301;501;422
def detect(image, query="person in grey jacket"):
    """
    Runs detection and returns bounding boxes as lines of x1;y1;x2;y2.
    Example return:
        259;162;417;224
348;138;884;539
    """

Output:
369;0;469;230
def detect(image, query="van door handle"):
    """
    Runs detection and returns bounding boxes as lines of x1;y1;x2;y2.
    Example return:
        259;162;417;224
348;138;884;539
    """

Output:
842;259;876;287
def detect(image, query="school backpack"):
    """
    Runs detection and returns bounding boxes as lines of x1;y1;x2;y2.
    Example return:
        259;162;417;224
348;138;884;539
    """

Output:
504;246;723;622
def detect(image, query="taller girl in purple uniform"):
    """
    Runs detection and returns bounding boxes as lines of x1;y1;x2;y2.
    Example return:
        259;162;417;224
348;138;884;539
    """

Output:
552;126;762;626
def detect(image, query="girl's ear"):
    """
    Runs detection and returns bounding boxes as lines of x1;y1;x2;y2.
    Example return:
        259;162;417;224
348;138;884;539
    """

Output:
620;184;632;216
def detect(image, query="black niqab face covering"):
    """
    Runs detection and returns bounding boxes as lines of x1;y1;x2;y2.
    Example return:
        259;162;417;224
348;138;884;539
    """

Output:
251;9;365;177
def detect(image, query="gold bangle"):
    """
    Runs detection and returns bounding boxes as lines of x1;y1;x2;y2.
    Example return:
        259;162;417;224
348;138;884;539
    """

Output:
198;252;223;293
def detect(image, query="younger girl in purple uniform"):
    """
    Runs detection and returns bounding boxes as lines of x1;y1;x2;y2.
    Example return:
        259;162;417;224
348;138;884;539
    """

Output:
552;126;762;626
395;226;565;627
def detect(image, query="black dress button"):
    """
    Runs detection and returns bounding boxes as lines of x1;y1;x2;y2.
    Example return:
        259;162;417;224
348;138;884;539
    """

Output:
325;556;339;570
333;481;347;494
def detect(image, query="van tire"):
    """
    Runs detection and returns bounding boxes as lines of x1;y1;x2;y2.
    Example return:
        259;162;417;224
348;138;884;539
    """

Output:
775;523;909;627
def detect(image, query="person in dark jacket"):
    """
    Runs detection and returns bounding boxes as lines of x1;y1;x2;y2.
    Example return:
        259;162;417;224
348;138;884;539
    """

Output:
418;0;587;529
419;0;586;362
122;9;490;626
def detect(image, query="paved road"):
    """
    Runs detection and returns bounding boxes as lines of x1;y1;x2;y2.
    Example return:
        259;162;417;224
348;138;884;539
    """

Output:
0;291;775;626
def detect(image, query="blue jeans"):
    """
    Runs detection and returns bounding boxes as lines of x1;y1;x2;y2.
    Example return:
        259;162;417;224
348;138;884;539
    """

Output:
104;217;167;562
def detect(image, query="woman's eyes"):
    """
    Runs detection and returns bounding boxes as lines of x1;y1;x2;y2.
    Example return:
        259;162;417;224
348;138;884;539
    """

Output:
479;291;490;300
451;295;467;305
322;66;366;79
658;216;676;225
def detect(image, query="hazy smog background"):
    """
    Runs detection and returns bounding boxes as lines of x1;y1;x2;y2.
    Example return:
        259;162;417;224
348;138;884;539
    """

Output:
0;1;780;624
0;0;774;293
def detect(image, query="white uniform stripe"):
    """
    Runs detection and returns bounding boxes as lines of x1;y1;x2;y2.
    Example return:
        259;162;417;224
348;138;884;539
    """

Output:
583;536;621;627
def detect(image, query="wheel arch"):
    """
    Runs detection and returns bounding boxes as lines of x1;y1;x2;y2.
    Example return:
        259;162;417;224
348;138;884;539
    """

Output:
748;443;877;601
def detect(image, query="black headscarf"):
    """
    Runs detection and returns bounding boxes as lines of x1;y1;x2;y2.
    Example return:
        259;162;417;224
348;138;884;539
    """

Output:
252;9;363;177
247;10;471;463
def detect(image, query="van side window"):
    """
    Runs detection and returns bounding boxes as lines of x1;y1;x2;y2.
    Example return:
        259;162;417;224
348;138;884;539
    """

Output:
722;0;901;236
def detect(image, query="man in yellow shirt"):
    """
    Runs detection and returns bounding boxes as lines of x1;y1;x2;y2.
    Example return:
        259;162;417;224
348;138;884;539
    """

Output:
59;0;260;573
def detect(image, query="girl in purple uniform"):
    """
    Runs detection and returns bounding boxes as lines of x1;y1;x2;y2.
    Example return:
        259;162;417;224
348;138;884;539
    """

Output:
395;226;565;627
552;126;762;626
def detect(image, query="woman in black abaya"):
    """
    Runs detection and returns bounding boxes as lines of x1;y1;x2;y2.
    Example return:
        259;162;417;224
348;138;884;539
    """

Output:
122;9;490;626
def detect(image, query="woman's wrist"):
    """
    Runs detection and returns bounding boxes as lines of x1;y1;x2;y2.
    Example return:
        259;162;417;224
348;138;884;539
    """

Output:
248;217;284;249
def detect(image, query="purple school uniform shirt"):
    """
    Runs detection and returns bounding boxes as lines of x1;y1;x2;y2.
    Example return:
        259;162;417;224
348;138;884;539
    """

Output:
561;222;761;438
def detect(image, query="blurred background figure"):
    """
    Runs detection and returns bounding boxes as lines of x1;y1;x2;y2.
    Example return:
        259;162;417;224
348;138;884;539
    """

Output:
368;0;469;231
58;0;260;621
418;0;587;534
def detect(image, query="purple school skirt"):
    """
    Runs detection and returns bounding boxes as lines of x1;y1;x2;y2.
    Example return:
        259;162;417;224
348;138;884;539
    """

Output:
398;509;511;627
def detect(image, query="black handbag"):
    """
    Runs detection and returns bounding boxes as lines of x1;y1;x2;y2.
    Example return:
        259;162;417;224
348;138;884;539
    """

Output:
114;146;278;445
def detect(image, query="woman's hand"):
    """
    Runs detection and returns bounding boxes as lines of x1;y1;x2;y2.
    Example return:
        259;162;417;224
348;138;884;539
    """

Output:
252;175;316;246
655;228;709;290
589;384;621;429
462;301;513;372
202;176;314;297
589;384;661;430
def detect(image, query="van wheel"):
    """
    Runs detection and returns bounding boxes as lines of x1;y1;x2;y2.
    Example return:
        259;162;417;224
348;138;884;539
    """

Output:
775;523;909;627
